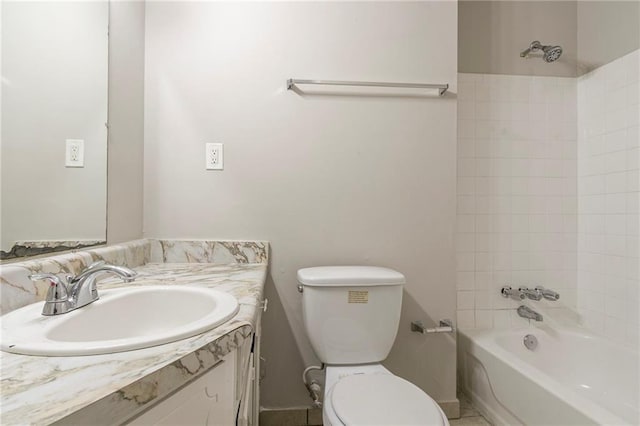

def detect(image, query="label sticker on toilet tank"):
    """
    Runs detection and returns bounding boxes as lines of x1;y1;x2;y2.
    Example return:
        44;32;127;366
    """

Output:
348;291;368;303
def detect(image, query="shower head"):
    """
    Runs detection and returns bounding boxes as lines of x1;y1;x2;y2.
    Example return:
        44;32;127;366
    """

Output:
542;45;563;63
520;41;563;63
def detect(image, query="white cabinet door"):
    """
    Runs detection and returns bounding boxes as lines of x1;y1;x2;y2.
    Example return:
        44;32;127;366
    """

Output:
128;352;236;426
237;353;254;426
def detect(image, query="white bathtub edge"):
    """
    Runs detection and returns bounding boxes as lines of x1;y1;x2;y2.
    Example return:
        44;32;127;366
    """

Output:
457;326;634;425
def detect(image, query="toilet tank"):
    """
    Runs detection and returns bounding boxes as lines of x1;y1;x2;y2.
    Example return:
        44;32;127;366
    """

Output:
298;266;405;365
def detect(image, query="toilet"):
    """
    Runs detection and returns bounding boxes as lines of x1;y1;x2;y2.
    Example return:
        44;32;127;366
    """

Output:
298;266;450;426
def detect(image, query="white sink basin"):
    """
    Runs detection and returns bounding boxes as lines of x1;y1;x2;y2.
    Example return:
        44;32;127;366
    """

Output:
1;286;239;356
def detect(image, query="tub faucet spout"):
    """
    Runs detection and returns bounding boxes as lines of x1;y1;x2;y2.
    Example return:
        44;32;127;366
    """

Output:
517;305;543;321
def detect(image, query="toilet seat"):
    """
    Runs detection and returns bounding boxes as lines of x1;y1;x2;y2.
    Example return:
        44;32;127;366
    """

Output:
329;373;448;426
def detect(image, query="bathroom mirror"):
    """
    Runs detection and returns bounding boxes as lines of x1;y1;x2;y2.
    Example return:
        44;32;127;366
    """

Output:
1;1;109;260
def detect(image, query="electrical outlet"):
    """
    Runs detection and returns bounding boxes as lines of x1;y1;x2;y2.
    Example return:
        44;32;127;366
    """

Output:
206;143;224;170
65;139;84;167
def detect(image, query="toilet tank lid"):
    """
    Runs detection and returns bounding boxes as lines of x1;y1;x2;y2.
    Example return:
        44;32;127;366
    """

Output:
297;266;405;287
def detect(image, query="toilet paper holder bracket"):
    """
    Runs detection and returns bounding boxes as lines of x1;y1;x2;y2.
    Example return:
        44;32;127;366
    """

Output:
411;319;454;334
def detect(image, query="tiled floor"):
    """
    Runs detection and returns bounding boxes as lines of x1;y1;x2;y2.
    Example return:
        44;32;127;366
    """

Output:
450;394;492;426
260;394;492;426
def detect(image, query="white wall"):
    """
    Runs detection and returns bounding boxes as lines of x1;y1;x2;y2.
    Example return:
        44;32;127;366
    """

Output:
144;1;458;408
577;1;640;75
1;1;108;251
455;73;578;328
459;1;640;78
107;1;145;245
577;49;639;348
458;1;577;77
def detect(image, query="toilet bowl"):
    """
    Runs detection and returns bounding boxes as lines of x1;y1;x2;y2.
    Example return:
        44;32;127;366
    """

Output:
298;266;451;426
322;364;450;426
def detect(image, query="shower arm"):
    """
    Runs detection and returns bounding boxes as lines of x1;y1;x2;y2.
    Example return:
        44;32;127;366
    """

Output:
520;41;543;58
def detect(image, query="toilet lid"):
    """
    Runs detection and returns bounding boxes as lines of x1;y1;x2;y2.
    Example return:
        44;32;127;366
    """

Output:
331;374;446;426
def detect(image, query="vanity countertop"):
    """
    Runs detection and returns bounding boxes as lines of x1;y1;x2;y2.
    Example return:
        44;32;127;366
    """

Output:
0;262;267;425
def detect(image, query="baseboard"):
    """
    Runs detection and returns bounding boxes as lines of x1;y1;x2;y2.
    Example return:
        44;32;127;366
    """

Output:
439;398;461;419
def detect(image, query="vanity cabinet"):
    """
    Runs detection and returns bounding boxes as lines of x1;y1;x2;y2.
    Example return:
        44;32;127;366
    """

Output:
128;352;237;425
126;319;261;426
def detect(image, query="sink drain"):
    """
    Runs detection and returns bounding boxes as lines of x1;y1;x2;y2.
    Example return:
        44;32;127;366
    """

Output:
523;334;538;350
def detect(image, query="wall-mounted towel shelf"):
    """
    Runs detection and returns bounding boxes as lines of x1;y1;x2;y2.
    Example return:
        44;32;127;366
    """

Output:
286;79;449;96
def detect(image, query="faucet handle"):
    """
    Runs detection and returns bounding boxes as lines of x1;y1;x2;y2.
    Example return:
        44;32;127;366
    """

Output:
501;286;526;301
519;287;542;301
29;273;69;302
29;273;72;315
535;286;560;301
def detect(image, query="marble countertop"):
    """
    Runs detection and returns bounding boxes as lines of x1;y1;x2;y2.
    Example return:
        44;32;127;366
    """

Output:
0;262;267;425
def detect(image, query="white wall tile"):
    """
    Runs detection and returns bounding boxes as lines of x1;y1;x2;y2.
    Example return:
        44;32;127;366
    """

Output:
605;172;627;193
456;271;475;290
475;310;493;328
627;126;639;149
457;215;476;233
458;82;476;101
457;196;475;214
456;310;475;328
492;310;511;329
457;138;475;158
604;129;628;153
457;252;475;271
627;148;640;170
456;73;578;329
576;50;640;347
457;59;638;344
458;291;475;310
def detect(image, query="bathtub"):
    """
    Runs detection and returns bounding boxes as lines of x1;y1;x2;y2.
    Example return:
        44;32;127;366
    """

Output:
458;326;639;425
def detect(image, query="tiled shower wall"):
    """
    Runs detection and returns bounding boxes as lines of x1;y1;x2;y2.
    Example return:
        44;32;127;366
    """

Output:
456;50;640;342
456;73;578;328
577;49;639;347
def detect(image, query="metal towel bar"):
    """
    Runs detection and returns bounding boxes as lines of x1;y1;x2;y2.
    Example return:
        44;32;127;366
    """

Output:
287;79;449;96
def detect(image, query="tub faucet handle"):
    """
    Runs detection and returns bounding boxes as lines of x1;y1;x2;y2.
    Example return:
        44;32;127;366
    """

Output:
518;287;542;301
535;286;560;301
501;286;525;301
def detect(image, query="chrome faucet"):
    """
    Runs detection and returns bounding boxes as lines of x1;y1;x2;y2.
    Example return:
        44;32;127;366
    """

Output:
517;305;543;321
29;261;137;316
519;287;542;301
28;273;71;315
535;286;560;301
501;286;526;301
